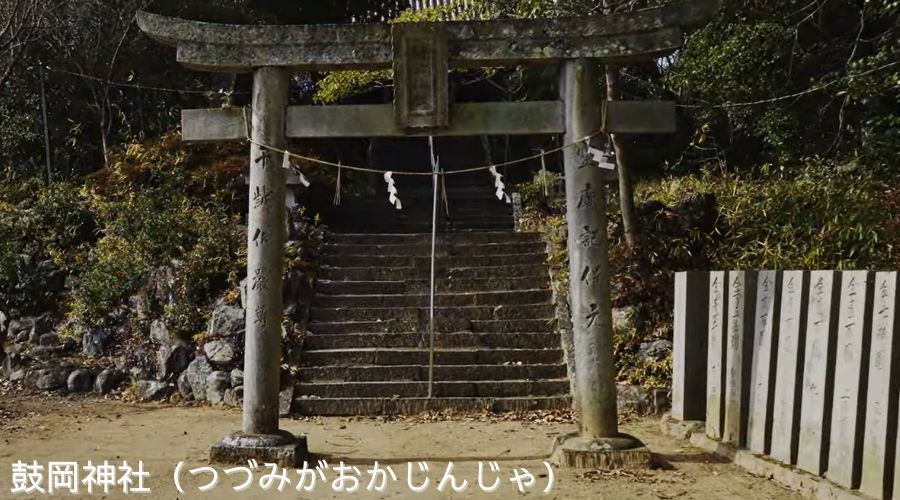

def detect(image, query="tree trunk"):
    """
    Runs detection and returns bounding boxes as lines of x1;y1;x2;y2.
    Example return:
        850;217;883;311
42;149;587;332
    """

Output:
605;64;640;250
89;85;110;170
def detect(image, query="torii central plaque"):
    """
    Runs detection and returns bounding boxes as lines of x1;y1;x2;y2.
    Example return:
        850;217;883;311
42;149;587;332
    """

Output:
137;0;719;469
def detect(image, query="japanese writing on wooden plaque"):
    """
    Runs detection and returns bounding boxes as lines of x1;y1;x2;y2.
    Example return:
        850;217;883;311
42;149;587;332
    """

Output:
392;23;449;130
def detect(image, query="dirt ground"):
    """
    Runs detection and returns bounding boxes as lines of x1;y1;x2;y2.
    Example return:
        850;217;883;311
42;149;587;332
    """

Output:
0;394;799;499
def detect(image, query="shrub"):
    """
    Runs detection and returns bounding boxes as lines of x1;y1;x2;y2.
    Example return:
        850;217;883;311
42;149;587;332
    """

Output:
516;162;898;388
641;165;897;271
0;178;96;315
68;136;245;330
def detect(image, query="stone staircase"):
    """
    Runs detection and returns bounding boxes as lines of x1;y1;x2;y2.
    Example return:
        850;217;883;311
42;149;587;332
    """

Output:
322;184;515;233
294;231;572;415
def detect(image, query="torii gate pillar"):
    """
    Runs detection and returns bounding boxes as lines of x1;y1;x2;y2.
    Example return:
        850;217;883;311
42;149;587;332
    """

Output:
552;59;651;468
210;67;308;466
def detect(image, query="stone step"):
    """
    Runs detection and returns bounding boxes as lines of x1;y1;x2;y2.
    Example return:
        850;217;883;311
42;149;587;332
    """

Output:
321;253;546;268
298;363;569;383
332;222;514;233
450;206;517;213
298;379;570;398
319;264;548;281
316;276;551;295
302;348;564;366
299;229;564;416
328;192;512;202
324;241;545;257
327;209;511;218
308;318;557;335
303;332;560;350
309;304;555;322
328;193;512;204
328;232;541;245
292;396;572;416
328;208;513;219
314;290;551;308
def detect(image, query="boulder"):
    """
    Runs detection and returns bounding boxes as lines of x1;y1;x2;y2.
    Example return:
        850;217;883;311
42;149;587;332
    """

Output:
207;302;245;338
128;292;151;321
638;340;673;362
147;265;178;309
285;345;304;367
279;386;294;417
94;368;123;395
676;191;719;232
28;345;69;361
150;320;174;345
27;366;73;391
157;344;192;381
8;368;25;382
204;340;235;366
230;369;244;387
8;316;52;344
617;384;670;416
0;311;6;364
61;337;79;351
617;384;653;415
612;306;640;333
224;385;244;408
177;370;193;400
111;344;151;380
239;280;248;310
1;354;17;379
82;329;110;358
135;380;170;401
67;369;94;393
206;371;230;405
38;333;59;346
184;357;213;402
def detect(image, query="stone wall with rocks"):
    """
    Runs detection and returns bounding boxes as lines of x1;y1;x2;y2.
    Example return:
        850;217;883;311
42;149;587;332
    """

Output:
0;207;323;414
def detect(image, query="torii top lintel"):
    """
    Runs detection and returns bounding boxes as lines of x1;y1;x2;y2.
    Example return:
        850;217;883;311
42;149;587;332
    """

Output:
135;0;719;73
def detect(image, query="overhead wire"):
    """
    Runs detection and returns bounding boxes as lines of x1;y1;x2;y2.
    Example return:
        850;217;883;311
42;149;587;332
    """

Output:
45;67;246;95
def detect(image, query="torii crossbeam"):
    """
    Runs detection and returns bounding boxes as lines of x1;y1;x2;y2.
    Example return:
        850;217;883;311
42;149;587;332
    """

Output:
137;0;718;469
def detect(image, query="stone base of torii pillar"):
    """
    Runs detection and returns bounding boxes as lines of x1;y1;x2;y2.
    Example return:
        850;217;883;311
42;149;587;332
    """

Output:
211;432;308;468
552;434;651;469
550;59;651;470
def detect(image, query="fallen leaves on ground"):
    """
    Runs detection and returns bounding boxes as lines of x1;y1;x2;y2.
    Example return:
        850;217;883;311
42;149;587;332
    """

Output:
582;468;691;485
342;409;576;425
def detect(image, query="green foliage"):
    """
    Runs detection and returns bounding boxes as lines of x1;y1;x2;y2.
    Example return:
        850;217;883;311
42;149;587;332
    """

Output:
517;160;898;388
313;1;468;104
667;0;900;170
65;138;244;331
0;179;96;315
162;206;243;336
0;74;42;176
642;166;896;270
613;322;672;390
314;70;392;104
285;207;327;278
69;232;150;325
518;170;568;288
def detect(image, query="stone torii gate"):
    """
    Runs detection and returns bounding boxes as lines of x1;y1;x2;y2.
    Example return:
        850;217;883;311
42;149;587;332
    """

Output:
137;0;718;468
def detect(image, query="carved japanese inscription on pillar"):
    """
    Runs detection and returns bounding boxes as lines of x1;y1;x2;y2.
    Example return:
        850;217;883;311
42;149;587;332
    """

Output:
392;23;449;130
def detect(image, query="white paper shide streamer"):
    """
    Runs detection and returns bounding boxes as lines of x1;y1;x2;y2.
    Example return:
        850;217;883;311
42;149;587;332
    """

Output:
586;139;616;170
282;154;310;187
383;171;402;210
488;165;511;204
